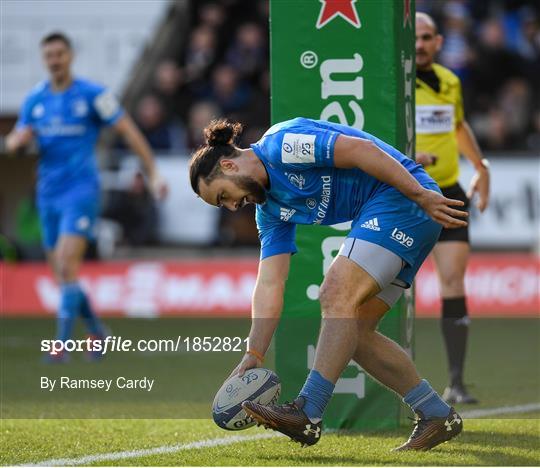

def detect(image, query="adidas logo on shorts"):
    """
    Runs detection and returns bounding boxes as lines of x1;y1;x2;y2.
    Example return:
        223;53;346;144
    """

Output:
360;217;381;231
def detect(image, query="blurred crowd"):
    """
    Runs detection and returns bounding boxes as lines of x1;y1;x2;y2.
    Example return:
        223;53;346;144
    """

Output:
105;0;540;251
109;1;271;248
125;0;540;157
418;0;540;151
120;0;270;155
9;0;538;259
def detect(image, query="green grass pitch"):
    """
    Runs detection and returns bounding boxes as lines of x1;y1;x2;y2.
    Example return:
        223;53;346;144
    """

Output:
1;318;539;466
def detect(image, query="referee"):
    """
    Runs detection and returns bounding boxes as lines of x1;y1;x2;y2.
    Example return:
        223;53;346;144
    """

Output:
415;12;490;404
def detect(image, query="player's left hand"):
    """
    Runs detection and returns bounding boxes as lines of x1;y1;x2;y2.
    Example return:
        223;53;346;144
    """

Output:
467;168;490;213
417;189;468;229
149;172;169;200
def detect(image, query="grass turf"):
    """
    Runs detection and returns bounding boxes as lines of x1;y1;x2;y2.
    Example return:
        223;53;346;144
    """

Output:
2;417;539;466
1;317;539;465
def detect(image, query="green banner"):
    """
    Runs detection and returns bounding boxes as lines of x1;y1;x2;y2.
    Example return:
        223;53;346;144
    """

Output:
271;0;415;430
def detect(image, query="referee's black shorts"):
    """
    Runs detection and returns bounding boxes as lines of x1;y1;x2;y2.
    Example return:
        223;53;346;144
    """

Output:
438;183;470;243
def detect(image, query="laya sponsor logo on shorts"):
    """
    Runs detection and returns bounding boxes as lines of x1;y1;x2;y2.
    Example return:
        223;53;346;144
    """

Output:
281;133;316;163
390;227;414;247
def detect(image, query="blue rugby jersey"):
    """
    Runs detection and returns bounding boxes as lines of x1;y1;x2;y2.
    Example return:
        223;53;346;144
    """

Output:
250;117;434;259
16;77;124;202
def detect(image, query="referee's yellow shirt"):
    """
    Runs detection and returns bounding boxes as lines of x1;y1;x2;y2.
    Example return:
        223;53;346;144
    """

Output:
416;63;464;188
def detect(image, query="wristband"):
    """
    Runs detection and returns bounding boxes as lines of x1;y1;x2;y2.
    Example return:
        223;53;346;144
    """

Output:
475;158;490;171
247;349;265;363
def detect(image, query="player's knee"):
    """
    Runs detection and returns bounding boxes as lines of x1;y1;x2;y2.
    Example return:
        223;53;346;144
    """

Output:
319;280;370;319
440;269;465;293
318;281;336;318
319;280;347;318
56;257;77;283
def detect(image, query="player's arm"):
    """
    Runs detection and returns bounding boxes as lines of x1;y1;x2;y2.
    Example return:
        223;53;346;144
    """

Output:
6;93;34;155
333;134;467;228
456;120;490;212
113;115;168;198
5;127;33;155
234;253;291;376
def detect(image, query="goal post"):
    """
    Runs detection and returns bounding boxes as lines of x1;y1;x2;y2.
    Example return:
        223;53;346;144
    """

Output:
271;0;416;430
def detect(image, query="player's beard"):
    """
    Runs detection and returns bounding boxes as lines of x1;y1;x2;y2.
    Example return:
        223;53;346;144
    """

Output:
230;175;267;205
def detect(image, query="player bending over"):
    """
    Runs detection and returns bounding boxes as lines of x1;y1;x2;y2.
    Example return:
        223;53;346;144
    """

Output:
189;118;466;450
6;32;167;362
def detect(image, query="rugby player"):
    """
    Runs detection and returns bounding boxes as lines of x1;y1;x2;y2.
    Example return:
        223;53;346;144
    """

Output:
416;12;490;404
6;32;167;361
190;117;466;450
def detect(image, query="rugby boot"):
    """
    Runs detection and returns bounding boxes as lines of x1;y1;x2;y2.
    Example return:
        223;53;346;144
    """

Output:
393;407;463;451
442;384;479;404
242;397;322;447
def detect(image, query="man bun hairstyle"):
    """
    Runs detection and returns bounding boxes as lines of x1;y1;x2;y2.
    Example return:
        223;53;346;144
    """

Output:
205;119;243;147
189;119;243;194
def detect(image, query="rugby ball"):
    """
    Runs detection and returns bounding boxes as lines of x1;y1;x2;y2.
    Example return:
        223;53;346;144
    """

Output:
212;368;281;431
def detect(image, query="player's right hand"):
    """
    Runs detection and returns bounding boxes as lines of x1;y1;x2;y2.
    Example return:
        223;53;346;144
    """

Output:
416;152;438;167
230;353;260;378
417;188;468;229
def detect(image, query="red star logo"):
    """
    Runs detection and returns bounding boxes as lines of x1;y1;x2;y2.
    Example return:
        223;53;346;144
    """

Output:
316;0;361;29
403;0;412;28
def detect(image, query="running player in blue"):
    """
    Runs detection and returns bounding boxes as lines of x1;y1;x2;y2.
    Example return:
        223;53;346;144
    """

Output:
190;118;467;451
6;32;167;362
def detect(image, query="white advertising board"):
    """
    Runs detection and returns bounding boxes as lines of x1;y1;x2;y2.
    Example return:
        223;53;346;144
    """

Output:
459;158;539;249
1;0;169;114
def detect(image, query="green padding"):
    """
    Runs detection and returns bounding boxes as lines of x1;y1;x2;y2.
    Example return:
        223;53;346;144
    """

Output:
271;0;416;430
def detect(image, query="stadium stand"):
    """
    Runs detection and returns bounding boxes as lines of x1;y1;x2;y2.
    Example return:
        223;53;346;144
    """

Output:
1;0;538;258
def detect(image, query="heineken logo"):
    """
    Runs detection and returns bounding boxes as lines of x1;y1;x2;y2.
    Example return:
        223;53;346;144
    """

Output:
318;53;364;129
316;0;361;29
403;0;412;28
402;52;414;156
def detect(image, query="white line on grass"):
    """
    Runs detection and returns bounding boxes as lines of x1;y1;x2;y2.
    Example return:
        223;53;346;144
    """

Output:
22;432;282;467
461;402;540;418
21;403;540;467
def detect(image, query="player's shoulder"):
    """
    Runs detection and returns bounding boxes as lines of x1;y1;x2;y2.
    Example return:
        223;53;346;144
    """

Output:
72;77;109;97
262;117;315;137
432;63;461;86
24;80;49;101
252;118;313;165
253;118;302;158
256;117;328;149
